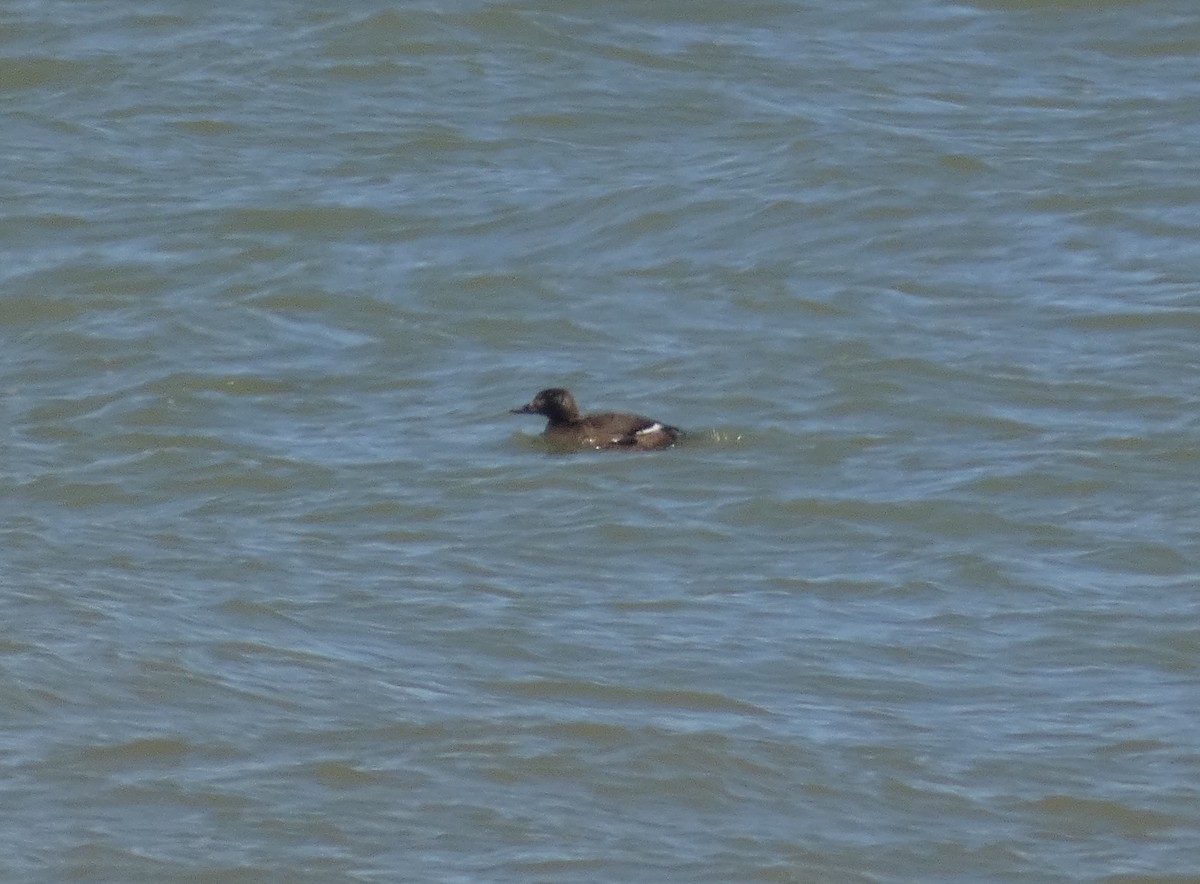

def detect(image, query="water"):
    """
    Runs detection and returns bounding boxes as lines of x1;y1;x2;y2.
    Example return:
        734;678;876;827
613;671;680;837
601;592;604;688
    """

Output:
3;0;1199;880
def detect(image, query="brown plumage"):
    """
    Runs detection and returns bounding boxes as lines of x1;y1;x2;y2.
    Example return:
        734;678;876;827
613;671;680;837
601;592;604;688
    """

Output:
511;388;681;451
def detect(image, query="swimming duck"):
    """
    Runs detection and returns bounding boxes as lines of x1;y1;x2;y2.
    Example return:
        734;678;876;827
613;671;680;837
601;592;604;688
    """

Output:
511;388;681;451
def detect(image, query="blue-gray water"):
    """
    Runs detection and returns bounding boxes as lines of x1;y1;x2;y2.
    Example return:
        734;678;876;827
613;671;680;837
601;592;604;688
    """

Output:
3;0;1199;881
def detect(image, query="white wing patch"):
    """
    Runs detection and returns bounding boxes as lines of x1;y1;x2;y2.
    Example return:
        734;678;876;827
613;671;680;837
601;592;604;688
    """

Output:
634;422;663;436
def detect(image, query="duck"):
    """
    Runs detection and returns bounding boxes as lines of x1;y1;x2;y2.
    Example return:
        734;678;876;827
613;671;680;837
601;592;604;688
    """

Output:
511;388;681;451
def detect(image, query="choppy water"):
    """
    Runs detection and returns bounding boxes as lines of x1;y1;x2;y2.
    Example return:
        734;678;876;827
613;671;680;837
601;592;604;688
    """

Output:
4;0;1200;881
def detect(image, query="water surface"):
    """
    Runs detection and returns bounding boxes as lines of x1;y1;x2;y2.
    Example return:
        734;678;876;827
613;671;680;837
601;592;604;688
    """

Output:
3;0;1199;881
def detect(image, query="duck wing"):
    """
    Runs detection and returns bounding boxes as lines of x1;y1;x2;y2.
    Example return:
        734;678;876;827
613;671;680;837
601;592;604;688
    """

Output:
585;413;681;450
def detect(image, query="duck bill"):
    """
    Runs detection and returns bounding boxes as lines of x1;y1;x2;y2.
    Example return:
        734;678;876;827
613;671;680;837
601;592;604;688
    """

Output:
511;404;537;414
